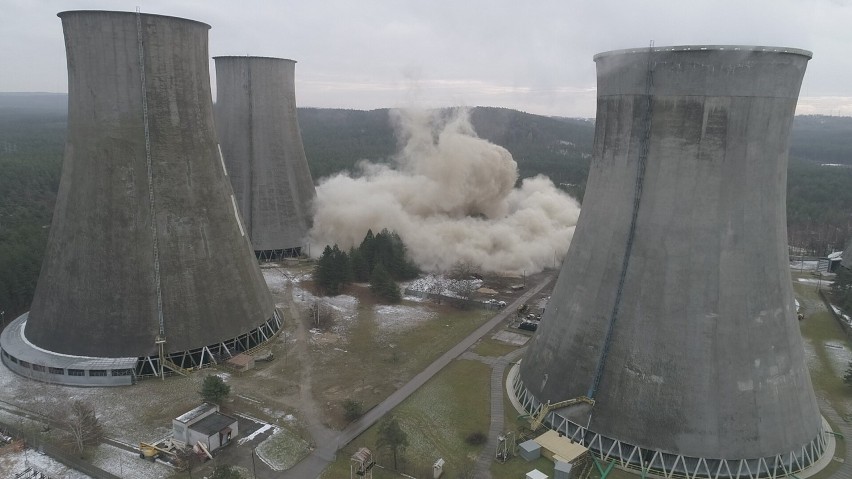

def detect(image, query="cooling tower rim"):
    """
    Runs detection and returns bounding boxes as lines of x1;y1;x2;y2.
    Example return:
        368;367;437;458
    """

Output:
214;55;297;63
594;45;812;61
57;10;211;29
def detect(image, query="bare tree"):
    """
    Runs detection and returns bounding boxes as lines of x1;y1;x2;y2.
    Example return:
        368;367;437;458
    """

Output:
61;400;103;457
307;300;336;329
448;278;479;302
449;260;481;280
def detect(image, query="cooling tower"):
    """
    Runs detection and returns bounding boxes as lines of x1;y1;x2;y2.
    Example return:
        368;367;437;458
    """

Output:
843;239;852;270
0;11;279;386
214;56;316;261
513;46;828;478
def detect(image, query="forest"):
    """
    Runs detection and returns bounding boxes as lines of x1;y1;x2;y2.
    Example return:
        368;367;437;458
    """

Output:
1;92;851;320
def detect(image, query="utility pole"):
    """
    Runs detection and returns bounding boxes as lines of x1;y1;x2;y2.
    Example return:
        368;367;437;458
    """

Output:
252;448;258;478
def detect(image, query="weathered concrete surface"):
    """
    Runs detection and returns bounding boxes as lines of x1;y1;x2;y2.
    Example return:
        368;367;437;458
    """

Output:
519;46;820;460
214;56;315;254
25;11;273;357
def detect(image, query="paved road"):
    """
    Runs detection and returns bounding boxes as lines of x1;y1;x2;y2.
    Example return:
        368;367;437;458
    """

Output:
472;347;527;479
281;274;555;479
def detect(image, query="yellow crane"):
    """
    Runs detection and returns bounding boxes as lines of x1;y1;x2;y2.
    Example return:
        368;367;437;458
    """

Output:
529;396;595;431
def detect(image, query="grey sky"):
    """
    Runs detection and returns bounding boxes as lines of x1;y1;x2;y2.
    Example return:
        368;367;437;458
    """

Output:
2;0;851;117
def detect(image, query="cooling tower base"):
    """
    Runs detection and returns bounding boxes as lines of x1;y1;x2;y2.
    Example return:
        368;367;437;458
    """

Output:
1;311;282;387
256;247;302;262
506;363;832;479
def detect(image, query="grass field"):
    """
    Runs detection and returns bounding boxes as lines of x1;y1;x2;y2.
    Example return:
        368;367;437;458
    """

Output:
321;359;491;478
307;284;495;429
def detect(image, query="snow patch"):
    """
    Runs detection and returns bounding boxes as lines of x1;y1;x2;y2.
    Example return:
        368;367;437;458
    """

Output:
237;424;280;445
374;304;437;332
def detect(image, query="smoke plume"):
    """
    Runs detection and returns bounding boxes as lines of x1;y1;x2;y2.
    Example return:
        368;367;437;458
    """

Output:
308;108;581;274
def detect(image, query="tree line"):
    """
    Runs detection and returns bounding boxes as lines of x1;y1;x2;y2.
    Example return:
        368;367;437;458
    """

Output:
314;228;420;303
3;100;852;322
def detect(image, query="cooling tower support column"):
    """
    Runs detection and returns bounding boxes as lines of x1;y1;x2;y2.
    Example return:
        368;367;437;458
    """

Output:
0;10;279;386
514;46;829;478
214;56;316;261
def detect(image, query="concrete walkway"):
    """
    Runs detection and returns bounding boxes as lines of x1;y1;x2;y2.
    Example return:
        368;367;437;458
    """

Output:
818;401;852;479
281;274;555;479
472;347;528;479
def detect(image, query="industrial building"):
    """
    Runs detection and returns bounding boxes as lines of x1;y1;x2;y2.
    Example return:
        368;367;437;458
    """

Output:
513;46;828;478
0;10;279;386
214;56;316;261
172;403;238;453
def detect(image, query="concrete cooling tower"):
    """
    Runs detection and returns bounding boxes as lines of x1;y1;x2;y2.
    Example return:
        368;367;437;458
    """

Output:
214;56;316;261
512;46;829;478
0;11;279;386
842;239;852;270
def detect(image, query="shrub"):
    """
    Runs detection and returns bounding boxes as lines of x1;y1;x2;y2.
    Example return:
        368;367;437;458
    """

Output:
465;431;487;445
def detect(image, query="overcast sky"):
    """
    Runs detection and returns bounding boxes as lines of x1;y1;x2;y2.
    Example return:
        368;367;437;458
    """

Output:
2;0;851;117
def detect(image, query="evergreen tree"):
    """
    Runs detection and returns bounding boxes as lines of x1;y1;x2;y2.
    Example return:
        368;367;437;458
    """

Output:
376;416;409;470
349;247;370;282
314;245;351;295
200;375;231;405
387;230;420;280
314;245;336;293
331;245;351;292
370;262;401;303
360;229;376;272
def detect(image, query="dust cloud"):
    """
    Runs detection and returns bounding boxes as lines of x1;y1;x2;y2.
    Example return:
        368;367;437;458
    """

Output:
308;108;581;274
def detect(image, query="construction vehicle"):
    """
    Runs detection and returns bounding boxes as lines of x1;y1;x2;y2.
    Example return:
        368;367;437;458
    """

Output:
529;396;596;431
139;441;173;461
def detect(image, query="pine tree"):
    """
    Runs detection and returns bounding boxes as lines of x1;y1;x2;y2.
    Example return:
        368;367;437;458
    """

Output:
314;245;351;295
349;247;370;282
314;245;336;293
370;262;401;303
199;375;231;405
360;229;376;272
377;416;409;470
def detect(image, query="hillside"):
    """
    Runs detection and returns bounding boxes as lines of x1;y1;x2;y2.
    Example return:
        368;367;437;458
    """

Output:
2;92;852;318
298;107;595;200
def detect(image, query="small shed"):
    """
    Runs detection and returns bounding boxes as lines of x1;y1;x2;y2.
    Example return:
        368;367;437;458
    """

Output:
226;353;255;372
519;439;541;461
526;469;548;479
172;403;238;452
555;460;574;479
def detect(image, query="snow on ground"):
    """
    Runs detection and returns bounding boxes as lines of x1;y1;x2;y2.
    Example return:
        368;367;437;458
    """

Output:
323;295;359;317
289;272;311;284
263;269;292;293
790;260;819;271
823;342;852;377
406;274;483;299
797;277;834;286
374;304;437;333
0;362;202;445
89;443;174;479
237;424;279;445
0;447;92;479
830;304;852;325
254;428;310;471
260;407;297;422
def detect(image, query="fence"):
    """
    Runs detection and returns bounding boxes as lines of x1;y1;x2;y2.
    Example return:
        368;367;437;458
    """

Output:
0;420;122;479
